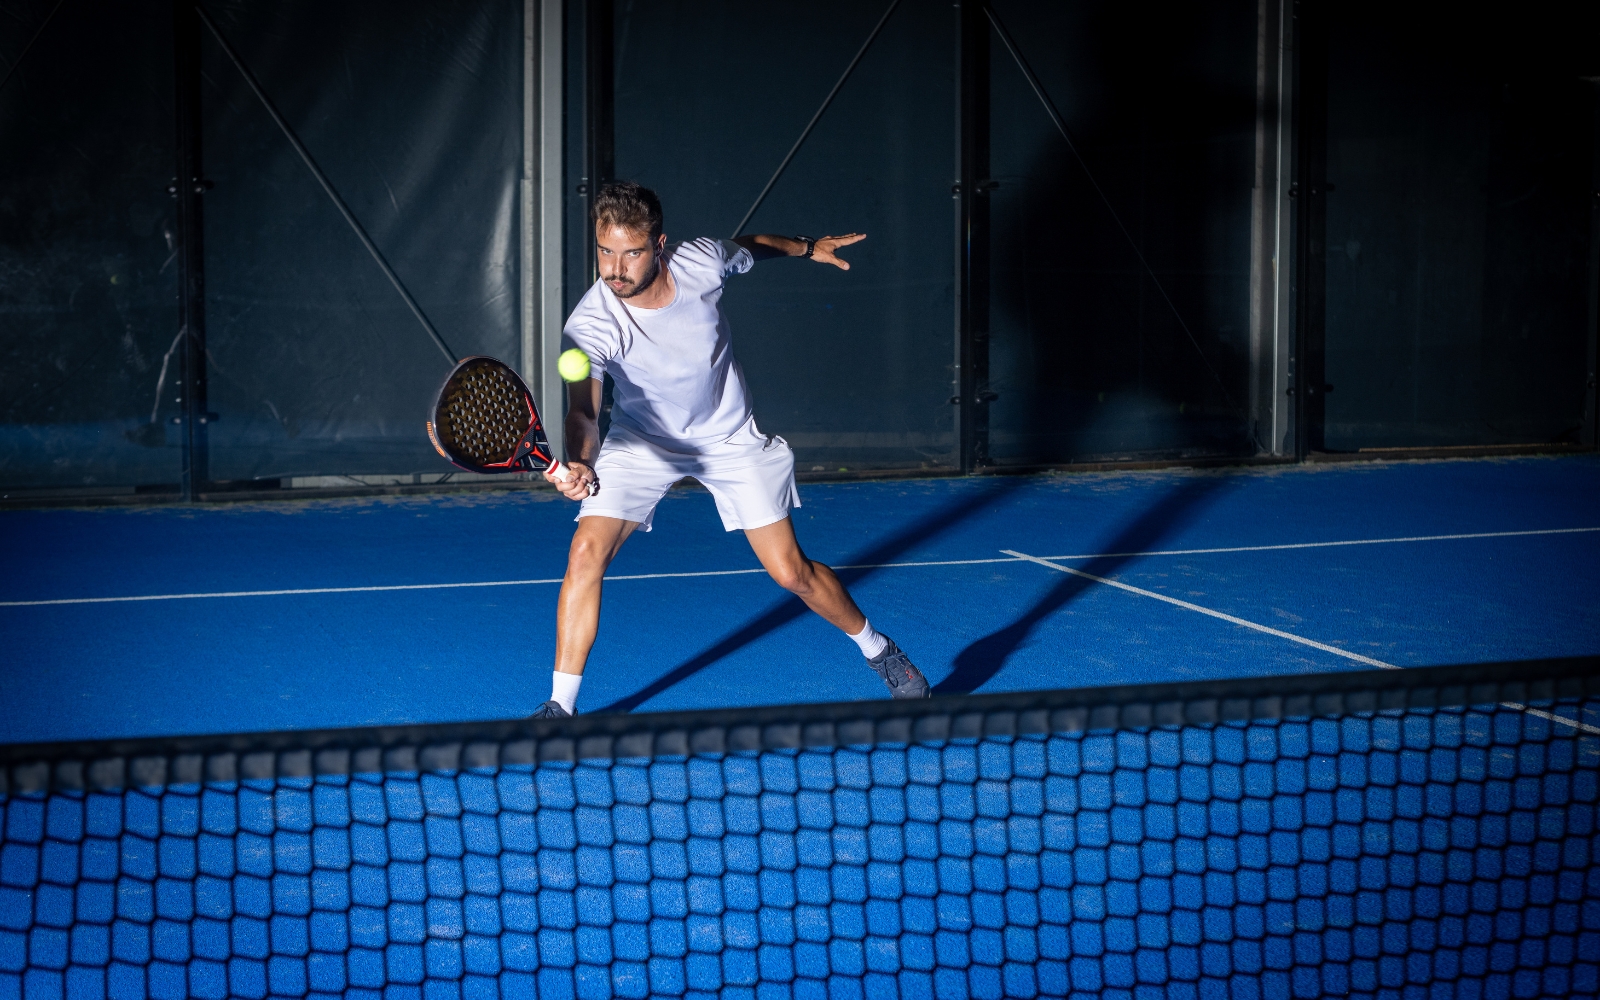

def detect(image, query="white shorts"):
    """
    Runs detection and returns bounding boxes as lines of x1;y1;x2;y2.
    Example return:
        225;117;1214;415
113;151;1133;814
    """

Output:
577;423;800;532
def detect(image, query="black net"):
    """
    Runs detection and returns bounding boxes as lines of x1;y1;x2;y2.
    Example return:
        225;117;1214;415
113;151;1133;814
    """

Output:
2;660;1598;1000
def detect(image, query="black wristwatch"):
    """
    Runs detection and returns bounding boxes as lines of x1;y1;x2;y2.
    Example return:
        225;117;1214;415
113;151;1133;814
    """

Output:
794;235;816;259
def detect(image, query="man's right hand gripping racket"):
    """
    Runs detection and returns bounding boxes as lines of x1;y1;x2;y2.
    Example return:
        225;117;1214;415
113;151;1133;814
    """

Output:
426;356;597;496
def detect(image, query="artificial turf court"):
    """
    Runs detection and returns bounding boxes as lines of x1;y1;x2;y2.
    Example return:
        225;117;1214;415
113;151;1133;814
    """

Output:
1;454;1596;746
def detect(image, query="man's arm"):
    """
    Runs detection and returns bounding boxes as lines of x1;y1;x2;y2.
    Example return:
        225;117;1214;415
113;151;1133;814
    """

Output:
732;232;866;270
548;377;602;499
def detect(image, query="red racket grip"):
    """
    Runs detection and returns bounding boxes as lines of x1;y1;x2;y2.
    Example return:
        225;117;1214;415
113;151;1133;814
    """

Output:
546;458;598;497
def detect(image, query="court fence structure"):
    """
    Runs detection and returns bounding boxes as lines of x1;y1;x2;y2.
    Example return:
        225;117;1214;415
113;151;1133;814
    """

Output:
2;658;1598;1000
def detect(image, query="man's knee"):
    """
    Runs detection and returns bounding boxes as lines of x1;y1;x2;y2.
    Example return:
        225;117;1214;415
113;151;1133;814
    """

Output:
567;532;616;579
768;559;814;595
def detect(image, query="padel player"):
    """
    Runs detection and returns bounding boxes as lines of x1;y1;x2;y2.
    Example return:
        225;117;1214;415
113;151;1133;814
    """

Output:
531;181;928;718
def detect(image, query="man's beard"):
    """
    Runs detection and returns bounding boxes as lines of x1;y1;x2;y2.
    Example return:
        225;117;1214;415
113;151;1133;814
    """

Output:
608;256;660;299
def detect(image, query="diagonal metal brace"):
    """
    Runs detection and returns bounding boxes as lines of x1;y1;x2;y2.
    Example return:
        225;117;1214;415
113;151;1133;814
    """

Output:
0;0;66;97
730;0;901;238
983;0;1240;413
195;4;459;365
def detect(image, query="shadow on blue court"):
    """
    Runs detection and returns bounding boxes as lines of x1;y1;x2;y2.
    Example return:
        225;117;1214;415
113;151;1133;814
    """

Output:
935;475;1229;695
598;480;1015;713
1;454;1597;743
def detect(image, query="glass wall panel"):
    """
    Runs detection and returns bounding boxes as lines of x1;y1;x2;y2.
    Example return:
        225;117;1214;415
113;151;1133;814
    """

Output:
1322;2;1596;448
199;0;523;482
610;0;958;472
0;1;179;492
985;0;1260;465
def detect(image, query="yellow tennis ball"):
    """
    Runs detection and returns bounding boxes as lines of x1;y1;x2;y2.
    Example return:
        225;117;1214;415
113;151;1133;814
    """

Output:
557;348;591;382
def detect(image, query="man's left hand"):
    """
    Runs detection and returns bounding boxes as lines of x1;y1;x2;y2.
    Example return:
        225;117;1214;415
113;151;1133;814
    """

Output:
811;233;866;270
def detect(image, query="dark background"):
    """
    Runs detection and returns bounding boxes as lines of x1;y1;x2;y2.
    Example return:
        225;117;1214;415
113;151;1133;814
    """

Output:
0;0;523;489
0;2;179;489
606;0;958;472
1;0;1596;491
1320;2;1598;449
197;0;523;482
982;0;1259;464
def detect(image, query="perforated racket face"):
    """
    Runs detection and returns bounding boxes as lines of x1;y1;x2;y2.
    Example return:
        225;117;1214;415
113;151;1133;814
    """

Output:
427;357;549;473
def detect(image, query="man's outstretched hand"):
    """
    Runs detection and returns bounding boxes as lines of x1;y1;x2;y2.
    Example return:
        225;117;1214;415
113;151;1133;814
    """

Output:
812;233;865;270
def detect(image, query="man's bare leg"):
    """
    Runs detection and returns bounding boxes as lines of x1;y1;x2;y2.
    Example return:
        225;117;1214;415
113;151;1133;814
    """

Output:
537;515;636;716
743;517;866;632
555;515;639;676
744;517;930;698
531;516;638;717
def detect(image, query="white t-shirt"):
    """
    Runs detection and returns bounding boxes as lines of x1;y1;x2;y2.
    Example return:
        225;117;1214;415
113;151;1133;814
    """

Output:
561;237;761;453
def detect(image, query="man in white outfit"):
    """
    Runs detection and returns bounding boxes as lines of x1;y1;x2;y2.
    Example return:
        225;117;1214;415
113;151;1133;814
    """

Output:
531;181;929;717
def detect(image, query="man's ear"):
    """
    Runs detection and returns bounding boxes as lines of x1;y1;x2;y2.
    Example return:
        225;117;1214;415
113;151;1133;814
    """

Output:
656;233;667;254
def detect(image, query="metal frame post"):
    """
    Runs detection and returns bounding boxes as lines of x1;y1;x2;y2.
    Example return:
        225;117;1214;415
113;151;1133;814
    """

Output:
539;0;566;422
522;0;565;417
953;0;991;474
521;1;537;384
581;0;613;286
1585;85;1599;448
1289;0;1327;458
1248;0;1296;456
173;0;209;498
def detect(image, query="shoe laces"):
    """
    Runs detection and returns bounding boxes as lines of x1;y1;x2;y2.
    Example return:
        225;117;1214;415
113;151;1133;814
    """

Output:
871;646;915;686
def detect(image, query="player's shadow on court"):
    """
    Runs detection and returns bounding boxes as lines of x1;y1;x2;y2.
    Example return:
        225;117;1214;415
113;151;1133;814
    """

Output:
598;482;1015;714
933;474;1230;695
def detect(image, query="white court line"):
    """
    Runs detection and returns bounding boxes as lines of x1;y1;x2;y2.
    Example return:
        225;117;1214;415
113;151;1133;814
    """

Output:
1037;525;1600;562
1002;549;1402;670
0;569;782;607
0;558;1022;608
0;578;566;607
1501;703;1600;737
1004;548;1600;736
2;525;1593;609
837;557;1018;571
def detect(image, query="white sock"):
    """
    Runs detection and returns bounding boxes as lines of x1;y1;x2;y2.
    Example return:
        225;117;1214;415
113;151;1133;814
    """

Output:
847;619;889;660
551;671;583;714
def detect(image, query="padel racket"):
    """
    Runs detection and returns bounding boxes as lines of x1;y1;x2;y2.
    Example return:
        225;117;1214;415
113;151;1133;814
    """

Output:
426;356;597;495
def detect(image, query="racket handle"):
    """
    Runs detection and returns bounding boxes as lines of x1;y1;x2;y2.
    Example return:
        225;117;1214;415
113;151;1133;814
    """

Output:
546;459;598;497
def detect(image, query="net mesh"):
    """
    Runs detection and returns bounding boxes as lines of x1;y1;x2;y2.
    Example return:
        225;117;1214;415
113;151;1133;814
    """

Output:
2;662;1597;1000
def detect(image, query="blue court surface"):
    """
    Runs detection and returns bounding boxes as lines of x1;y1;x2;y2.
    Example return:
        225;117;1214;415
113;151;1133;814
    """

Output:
1;455;1596;745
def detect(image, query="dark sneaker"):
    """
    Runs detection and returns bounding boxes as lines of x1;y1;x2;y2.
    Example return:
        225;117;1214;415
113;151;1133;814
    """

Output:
529;700;571;719
868;637;930;699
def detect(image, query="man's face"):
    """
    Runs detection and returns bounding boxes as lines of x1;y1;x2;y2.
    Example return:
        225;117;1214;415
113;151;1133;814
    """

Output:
596;224;665;298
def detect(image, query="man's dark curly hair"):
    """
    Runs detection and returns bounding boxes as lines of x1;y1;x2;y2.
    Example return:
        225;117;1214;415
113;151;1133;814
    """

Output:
593;181;663;241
